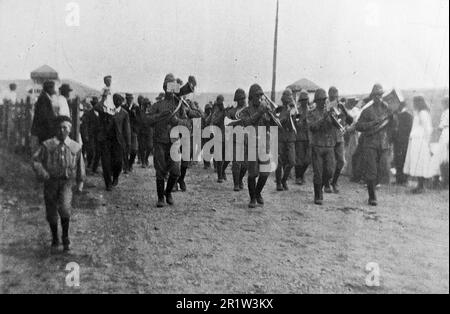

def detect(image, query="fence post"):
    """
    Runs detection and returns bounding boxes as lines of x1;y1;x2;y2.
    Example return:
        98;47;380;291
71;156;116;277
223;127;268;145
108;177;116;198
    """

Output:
24;97;32;156
71;97;81;143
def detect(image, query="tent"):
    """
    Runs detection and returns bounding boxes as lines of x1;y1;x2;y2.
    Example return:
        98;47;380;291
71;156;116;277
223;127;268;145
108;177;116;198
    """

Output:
30;64;59;82
286;78;321;93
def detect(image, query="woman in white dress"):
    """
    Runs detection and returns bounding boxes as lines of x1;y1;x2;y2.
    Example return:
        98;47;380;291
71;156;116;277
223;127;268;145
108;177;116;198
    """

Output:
431;96;449;187
403;95;435;193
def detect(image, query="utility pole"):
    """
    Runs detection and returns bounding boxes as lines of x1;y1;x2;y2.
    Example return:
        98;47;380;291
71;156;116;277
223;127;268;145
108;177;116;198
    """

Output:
271;0;279;102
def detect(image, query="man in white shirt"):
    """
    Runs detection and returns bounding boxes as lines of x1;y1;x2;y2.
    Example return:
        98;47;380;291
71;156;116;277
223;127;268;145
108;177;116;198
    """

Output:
2;83;18;104
55;84;72;117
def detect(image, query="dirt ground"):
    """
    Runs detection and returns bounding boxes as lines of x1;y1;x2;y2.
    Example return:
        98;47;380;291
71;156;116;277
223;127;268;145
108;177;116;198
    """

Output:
0;148;448;294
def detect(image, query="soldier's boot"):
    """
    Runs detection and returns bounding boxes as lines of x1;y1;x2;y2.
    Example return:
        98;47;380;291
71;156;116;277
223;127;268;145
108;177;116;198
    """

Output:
314;184;323;205
275;166;284;191
232;170;240;192
295;165;305;185
331;169;341;194
178;166;187;192
61;218;70;252
165;175;178;205
49;223;59;250
156;179;166;208
239;167;247;190
367;181;377;206
323;180;332;193
281;166;292;191
248;177;257;208
216;161;224;183
128;153;136;173
221;161;229;181
255;175;268;205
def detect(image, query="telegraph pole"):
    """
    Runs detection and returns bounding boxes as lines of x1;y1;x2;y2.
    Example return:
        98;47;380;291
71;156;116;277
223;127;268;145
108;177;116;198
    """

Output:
271;0;279;102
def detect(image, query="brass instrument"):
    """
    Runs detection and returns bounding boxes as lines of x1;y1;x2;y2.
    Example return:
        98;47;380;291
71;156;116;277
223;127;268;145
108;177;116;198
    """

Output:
360;89;402;135
224;105;245;126
260;94;285;129
325;100;346;133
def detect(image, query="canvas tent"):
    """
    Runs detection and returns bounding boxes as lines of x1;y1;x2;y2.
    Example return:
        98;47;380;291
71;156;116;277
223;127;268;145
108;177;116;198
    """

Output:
287;78;321;93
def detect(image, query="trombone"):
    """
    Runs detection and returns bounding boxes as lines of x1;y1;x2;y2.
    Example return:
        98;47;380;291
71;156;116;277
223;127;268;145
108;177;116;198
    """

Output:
260;94;285;130
261;94;296;133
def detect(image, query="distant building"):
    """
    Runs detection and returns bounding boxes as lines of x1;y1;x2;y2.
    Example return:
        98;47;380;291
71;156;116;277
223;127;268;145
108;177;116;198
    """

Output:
0;64;99;103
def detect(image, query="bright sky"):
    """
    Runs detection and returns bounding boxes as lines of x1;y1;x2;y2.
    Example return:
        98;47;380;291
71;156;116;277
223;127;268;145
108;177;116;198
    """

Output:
0;0;448;94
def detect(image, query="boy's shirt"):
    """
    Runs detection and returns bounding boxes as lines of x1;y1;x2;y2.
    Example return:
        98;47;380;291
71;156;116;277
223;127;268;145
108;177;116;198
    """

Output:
32;137;85;184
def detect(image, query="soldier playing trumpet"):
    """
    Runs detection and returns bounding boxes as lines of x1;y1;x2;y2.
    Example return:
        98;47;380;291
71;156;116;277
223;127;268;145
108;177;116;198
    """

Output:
146;74;197;208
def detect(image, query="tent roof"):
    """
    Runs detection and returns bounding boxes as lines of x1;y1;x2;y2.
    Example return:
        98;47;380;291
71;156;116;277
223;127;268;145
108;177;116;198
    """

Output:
30;65;59;80
287;78;321;92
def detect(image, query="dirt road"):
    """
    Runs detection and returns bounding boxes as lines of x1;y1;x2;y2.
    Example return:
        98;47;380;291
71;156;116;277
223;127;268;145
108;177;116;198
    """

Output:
0;149;448;293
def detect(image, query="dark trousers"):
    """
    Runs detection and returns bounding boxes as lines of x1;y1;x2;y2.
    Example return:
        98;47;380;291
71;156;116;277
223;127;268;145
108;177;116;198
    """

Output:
351;142;363;182
100;139;123;187
138;130;153;165
311;146;336;185
86;138;101;172
276;141;295;183
332;141;345;185
361;146;389;183
154;142;181;181
393;140;409;183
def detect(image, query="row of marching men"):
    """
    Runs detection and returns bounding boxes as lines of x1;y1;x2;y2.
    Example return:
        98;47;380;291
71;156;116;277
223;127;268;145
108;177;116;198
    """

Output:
203;85;355;207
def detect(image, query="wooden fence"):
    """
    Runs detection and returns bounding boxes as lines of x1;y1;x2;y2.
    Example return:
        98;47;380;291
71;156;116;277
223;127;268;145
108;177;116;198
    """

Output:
0;97;81;157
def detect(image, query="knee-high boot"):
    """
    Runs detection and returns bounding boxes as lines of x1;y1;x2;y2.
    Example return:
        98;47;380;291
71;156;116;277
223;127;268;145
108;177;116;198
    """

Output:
248;177;257;208
61;218;70;252
165;175;178;205
156;179;165;207
255;175;268;205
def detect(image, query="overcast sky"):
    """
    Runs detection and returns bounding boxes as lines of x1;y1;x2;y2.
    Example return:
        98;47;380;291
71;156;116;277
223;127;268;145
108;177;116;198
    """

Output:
0;0;448;94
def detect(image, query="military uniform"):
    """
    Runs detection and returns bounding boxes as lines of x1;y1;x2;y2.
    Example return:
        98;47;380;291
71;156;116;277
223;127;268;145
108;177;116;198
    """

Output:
238;84;274;208
210;95;230;182
275;89;296;191
355;84;394;205
307;89;336;205
177;100;203;191
327;87;354;193
146;74;196;207
294;93;311;184
32;123;85;252
225;91;248;191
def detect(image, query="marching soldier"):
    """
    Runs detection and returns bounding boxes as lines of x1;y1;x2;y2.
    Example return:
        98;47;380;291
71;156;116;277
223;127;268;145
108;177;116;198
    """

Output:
177;96;203;192
138;98;154;168
146;74;196;207
355;84;394;206
210;95;229;183
327;86;354;193
293;90;311;185
202;103;214;169
307;88;336;205
32;115;85;252
225;88;248;191
274;89;296;191
238;84;274;208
